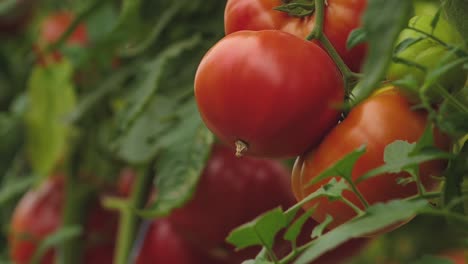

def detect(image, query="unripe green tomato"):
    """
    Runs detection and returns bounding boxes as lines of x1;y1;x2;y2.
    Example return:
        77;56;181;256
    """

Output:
387;15;466;102
413;0;439;16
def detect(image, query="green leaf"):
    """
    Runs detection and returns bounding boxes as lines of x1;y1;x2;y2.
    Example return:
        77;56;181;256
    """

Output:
357;138;452;183
305;145;366;187
273;0;315;17
443;0;468;43
140;102;214;217
30;226;82;264
284;208;315;242
227;207;287;251
116;35;202;136
115;95;178;164
0;177;35;205
349;0;413;107
393;37;425;55
25;61;76;177
294;200;429;264
346;28;367;50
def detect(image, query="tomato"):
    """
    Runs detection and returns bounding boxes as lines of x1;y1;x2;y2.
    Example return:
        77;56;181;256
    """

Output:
168;143;295;250
9;177;118;264
39;11;88;47
292;88;450;232
224;0;367;72
387;16;466;102
135;219;225;264
195;30;344;158
35;11;88;65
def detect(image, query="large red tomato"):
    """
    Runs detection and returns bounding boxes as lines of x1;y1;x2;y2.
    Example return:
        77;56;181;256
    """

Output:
292;88;450;231
168;143;295;249
224;0;367;72
9;177;118;264
195;30;344;158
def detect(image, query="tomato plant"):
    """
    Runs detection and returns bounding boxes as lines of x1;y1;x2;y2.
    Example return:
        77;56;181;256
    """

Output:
195;30;344;158
224;0;367;72
292;87;451;231
9;177;117;264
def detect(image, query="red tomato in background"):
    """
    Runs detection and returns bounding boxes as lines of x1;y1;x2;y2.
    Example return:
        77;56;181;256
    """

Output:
136;219;226;264
35;11;88;65
438;250;467;264
292;88;450;232
39;11;88;47
168;143;295;249
224;0;367;72
9;177;118;264
195;30;344;158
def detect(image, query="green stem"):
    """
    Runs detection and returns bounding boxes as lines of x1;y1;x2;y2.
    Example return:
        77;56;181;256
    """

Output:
58;158;93;264
114;165;155;264
347;178;370;209
306;0;355;95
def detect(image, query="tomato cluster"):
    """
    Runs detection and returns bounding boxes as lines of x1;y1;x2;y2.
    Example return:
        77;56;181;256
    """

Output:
195;0;367;159
195;0;457;239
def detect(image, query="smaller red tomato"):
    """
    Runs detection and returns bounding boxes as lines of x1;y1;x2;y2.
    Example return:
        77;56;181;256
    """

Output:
135;219;225;264
168;143;295;249
195;30;344;158
292;88;450;233
9;176;118;264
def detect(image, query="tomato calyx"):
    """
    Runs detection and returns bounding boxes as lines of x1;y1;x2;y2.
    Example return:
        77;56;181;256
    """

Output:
274;0;316;18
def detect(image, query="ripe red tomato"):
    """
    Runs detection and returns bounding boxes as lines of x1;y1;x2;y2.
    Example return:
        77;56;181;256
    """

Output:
437;249;467;264
39;11;88;47
292;88;450;232
195;30;344;158
224;0;367;72
35;11;88;65
9;177;118;264
168;143;295;249
135;219;226;264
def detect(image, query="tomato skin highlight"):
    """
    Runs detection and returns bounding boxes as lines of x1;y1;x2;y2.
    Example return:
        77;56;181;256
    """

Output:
292;88;450;232
9;177;118;264
195;30;344;158
224;0;367;72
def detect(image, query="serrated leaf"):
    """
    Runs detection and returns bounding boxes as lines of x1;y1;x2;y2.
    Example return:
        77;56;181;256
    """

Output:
25;60;76;177
227;207;287;251
346;28;367;50
357;140;452;183
349;0;412;107
116;35;202;135
294;200;429;264
115;95;177;164
311;215;333;239
284;208;315;242
305;145;366;187
140;102;214;217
